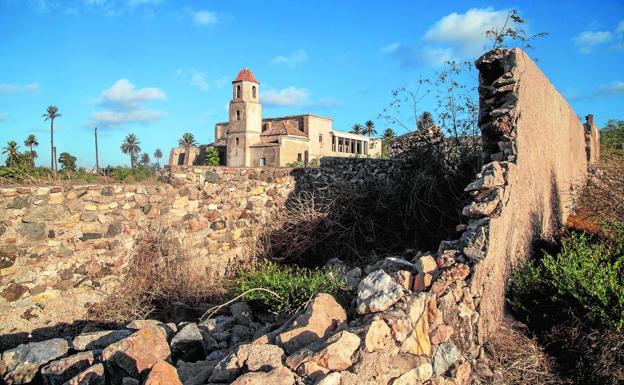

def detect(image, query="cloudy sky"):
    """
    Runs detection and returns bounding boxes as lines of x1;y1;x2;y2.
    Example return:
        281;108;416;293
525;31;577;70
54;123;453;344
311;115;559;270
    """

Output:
1;0;623;167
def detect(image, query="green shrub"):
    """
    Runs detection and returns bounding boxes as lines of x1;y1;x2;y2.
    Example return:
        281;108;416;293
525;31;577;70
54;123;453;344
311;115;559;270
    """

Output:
113;166;132;181
509;231;624;330
286;160;305;168
231;261;350;314
133;165;153;181
205;147;220;166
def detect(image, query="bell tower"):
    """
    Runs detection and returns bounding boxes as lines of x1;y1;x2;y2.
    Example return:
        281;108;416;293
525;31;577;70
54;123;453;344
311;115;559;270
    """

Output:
227;68;262;167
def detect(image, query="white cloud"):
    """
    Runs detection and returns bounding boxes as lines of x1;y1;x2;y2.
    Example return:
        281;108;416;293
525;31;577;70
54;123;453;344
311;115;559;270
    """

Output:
99;78;166;109
0;113;9;122
573;31;614;53
262;87;309;107
262;86;340;109
91;79;166;127
0;83;41;94
597;80;624;96
379;42;452;68
424;7;508;56
271;49;308;68
91;110;165;126
194;10;219;26
190;72;210;91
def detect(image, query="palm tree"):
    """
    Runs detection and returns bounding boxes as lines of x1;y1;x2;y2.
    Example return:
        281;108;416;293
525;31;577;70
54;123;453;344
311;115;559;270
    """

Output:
42;105;61;171
351;123;363;135
363;120;377;137
417;111;435;131
120;133;141;169
3;141;20;166
24;134;38;167
178;132;197;166
154;148;163;169
382;128;396;141
139;153;150;166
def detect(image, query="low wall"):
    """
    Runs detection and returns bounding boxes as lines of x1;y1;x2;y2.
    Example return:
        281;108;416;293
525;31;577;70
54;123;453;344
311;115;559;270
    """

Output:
0;168;296;333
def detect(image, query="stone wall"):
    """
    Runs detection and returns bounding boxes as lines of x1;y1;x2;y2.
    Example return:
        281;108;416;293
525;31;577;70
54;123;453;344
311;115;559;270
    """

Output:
440;48;601;343
0;167;296;333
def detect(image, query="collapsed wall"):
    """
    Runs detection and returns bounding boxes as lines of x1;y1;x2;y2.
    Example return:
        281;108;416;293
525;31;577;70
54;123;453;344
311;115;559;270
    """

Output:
461;48;600;339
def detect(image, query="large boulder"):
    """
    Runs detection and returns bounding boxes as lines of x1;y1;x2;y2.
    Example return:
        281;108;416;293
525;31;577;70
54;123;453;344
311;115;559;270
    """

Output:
356;270;403;314
285;331;361;372
170;323;215;362
208;343;284;383
230;367;295;385
276;293;347;354
101;325;170;381
41;351;96;385
72;330;131;351
1;338;69;384
144;360;183;385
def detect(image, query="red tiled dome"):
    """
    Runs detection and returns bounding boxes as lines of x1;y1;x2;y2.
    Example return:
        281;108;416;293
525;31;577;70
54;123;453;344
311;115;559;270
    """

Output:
233;68;258;83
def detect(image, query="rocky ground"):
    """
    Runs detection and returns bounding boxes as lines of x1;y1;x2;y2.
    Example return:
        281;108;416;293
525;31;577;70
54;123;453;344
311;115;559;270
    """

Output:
0;253;476;385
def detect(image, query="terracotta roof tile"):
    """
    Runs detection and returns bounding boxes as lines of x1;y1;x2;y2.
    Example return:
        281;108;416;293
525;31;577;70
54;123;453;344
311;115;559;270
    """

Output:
233;68;258;83
261;121;307;138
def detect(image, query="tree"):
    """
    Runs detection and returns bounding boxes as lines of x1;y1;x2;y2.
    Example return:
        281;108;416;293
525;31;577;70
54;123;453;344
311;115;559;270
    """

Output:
416;111;435;132
154;148;163;169
178;132;198;166
3;141;20;166
382;128;396;141
378;77;431;133
363;120;377;137
485;9;548;51
139;153;150;166
351;123;364;135
58;152;77;172
42;105;61;171
24;134;38;167
205;146;220;166
120;133;141;169
602;120;624;154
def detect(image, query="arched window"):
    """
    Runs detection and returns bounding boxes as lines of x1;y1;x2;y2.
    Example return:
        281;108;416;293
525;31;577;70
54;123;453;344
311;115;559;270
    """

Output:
236;110;240;120
252;86;257;98
236;85;241;98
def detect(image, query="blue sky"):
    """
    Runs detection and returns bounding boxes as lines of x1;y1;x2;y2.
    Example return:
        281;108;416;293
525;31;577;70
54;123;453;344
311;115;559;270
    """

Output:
1;0;622;167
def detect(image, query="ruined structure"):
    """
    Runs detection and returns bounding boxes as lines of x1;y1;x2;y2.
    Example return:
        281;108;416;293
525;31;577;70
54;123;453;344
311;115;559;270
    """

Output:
168;68;382;168
0;49;602;384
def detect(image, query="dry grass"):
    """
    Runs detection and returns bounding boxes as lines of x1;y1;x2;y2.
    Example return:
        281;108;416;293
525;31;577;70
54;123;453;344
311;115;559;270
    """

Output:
475;323;566;385
88;228;227;323
578;150;624;224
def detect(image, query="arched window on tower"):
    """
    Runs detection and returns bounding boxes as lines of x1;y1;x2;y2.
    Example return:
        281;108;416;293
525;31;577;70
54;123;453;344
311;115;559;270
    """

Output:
252;86;257;99
236;110;240;120
236;85;241;98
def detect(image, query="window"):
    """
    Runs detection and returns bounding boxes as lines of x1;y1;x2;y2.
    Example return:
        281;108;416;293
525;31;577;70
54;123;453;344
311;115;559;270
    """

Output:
252;86;257;98
262;123;268;132
319;134;323;142
236;110;240;120
332;136;336;151
236;85;241;98
235;138;239;146
260;158;266;166
297;153;302;162
177;153;185;166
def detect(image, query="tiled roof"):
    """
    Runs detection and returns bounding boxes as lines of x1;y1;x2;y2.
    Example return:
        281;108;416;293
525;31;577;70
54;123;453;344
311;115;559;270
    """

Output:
233;68;258;83
261;120;307;137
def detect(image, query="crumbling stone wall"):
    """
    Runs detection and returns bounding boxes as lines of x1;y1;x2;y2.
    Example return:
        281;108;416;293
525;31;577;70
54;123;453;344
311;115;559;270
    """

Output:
449;48;600;341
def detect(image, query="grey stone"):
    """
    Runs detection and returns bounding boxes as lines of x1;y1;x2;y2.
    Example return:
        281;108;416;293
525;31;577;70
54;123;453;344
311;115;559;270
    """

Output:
121;378;139;385
205;172;219;183
18;223;46;241
170;323;205;362
201;315;234;333
176;359;215;385
63;363;105;385
72;329;132;351
22;204;68;223
230;302;254;326
105;223;123;237
7;196;30;209
433;341;460;375
1;338;69;384
356;270;404;314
